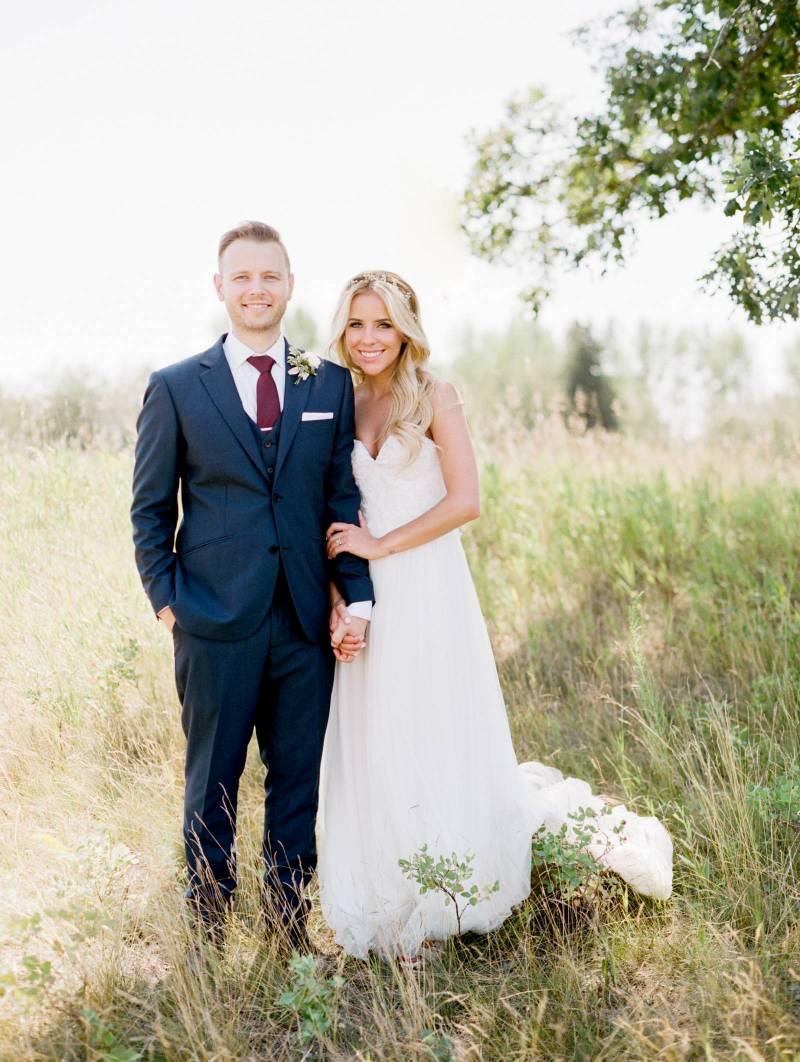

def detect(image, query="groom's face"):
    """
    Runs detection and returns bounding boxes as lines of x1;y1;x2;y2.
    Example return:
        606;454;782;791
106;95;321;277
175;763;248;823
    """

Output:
214;239;294;336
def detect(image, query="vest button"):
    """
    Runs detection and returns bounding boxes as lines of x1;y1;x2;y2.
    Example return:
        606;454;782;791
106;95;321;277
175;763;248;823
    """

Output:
272;493;283;502
264;440;272;448
267;466;274;474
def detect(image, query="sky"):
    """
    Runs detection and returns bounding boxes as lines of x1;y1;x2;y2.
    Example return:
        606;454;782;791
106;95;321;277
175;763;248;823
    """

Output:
1;0;796;394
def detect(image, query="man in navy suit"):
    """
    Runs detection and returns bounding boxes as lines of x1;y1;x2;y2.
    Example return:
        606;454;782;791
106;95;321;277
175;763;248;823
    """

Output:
131;222;373;945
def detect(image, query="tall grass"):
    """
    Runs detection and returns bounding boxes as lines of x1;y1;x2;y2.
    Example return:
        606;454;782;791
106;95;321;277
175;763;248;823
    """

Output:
0;427;798;1059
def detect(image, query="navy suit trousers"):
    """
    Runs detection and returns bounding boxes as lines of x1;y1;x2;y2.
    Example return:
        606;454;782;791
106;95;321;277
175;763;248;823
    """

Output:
172;567;335;917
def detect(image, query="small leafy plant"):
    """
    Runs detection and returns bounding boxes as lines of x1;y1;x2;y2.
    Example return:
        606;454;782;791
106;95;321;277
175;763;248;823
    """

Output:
0;829;136;1030
531;805;627;904
421;1028;455;1061
398;846;500;935
82;1009;143;1062
278;952;345;1045
747;768;800;825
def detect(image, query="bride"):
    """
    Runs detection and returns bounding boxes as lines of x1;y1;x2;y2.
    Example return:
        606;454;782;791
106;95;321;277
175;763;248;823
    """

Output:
317;271;672;960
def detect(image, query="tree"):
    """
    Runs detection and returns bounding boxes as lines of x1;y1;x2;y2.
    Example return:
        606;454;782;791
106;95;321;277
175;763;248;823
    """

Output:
565;324;619;431
463;0;800;323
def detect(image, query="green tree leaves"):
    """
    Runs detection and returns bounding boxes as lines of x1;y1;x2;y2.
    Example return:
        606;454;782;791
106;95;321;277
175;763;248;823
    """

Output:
463;0;800;322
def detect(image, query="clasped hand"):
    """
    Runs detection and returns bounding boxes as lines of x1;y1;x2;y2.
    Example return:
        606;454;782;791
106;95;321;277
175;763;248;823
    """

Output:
326;512;385;561
329;599;368;663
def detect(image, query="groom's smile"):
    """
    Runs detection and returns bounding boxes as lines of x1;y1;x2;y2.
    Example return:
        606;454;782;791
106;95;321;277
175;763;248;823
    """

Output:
242;299;273;316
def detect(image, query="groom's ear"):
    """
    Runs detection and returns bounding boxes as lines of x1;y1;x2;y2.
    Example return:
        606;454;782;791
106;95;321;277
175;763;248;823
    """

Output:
213;273;224;302
287;272;295;302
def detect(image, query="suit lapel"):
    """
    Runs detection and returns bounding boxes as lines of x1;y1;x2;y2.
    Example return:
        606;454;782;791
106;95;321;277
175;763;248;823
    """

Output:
275;339;312;483
199;337;268;483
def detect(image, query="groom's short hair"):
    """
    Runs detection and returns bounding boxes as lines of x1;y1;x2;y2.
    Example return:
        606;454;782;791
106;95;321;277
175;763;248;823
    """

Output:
218;221;291;272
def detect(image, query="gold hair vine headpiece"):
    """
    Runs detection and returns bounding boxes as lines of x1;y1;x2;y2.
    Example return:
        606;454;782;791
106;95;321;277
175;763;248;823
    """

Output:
347;271;415;312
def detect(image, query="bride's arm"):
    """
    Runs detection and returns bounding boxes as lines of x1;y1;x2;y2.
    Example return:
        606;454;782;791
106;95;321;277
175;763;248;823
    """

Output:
326;381;480;560
379;383;480;555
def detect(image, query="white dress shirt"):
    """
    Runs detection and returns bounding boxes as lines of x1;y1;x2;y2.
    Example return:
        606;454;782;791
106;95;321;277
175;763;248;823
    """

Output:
223;330;287;420
221;330;371;622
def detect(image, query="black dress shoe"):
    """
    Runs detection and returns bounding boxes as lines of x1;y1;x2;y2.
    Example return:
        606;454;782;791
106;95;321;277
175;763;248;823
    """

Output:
185;892;230;950
286;917;313;955
262;879;312;936
262;899;314;955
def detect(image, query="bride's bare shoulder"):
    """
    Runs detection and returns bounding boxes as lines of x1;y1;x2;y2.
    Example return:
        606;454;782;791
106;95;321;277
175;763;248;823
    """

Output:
428;376;465;416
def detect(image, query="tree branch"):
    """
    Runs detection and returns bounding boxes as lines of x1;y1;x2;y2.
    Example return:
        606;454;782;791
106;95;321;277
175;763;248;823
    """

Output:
704;0;750;71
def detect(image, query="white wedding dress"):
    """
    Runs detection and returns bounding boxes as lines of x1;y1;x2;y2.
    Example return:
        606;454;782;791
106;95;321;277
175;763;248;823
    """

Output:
318;435;672;958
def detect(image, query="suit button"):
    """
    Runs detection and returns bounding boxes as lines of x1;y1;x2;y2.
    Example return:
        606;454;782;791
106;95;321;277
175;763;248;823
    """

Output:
269;545;279;554
267;466;274;474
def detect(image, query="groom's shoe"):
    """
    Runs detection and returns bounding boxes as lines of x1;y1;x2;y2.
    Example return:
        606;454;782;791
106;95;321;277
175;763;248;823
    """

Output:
262;890;314;955
266;912;314;956
185;885;232;951
282;916;313;956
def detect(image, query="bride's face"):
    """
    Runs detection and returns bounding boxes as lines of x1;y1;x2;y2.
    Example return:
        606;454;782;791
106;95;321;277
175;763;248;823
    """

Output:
345;291;404;378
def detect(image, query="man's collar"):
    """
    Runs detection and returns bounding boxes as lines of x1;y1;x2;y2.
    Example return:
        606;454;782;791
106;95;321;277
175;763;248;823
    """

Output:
224;330;286;367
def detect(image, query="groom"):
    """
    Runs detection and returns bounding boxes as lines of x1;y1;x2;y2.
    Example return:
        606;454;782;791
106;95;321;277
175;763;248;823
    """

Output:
131;221;373;944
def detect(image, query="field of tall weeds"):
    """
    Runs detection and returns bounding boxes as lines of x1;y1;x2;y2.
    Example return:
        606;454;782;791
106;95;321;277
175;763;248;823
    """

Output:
0;419;798;1059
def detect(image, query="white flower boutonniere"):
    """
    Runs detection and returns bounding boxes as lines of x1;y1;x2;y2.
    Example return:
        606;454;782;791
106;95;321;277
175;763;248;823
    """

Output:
287;346;321;384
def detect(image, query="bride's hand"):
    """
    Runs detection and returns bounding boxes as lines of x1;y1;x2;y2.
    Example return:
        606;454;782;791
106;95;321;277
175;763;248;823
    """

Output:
326;512;386;560
331;621;367;662
330;618;362;662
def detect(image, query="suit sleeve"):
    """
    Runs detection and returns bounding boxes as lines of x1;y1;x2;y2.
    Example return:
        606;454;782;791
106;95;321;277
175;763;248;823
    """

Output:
131;371;181;615
325;371;375;607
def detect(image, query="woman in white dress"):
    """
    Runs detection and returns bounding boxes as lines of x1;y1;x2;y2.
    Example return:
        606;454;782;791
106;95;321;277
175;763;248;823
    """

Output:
317;271;672;960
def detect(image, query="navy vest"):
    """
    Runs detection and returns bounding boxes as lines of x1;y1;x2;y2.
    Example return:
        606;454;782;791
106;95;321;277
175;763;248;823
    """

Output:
247;411;282;486
246;412;296;607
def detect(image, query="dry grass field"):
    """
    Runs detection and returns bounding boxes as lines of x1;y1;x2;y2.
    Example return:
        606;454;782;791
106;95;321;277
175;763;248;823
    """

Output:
1;420;798;1059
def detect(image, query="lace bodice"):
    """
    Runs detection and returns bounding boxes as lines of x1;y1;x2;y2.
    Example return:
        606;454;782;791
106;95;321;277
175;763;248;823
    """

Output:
352;435;446;539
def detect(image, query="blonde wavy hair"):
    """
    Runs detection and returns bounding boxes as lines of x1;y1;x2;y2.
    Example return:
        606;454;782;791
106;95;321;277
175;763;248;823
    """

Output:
329;271;436;460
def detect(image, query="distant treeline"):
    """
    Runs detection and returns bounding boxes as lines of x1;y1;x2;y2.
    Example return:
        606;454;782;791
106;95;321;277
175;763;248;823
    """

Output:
2;313;799;449
454;318;800;444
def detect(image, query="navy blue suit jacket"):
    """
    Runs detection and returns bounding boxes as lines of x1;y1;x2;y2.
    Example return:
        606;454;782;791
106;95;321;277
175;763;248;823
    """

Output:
131;336;374;642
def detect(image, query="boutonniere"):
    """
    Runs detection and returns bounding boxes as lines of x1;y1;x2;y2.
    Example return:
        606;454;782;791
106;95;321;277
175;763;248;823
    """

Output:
287;345;321;384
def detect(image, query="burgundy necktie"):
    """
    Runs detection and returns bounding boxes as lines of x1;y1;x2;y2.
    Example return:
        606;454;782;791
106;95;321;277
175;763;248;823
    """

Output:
247;354;280;430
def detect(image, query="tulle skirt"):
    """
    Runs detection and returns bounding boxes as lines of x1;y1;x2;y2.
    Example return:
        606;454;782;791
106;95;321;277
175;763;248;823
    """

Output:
317;532;672;958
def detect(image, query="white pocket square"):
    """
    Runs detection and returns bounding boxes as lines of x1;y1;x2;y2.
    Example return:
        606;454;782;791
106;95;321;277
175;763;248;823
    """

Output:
301;411;334;421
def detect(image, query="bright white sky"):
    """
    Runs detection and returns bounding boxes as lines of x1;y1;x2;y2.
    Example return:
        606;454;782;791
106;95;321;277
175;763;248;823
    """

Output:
0;0;796;394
